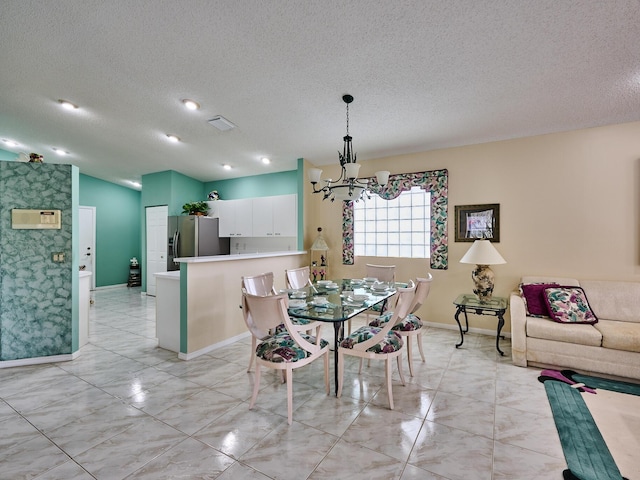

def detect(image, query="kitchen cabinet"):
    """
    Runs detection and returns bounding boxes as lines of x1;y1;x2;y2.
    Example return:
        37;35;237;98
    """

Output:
252;194;297;237
218;199;253;237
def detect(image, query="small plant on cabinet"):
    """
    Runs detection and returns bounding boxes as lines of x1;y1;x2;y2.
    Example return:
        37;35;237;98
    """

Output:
182;201;209;215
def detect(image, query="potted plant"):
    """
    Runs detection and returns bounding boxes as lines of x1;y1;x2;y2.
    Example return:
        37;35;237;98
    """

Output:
182;201;209;216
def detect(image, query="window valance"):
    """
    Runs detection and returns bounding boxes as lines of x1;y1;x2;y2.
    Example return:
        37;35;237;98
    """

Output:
342;169;448;269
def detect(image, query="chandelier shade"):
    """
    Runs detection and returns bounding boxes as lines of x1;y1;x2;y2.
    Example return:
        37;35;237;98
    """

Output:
308;94;389;202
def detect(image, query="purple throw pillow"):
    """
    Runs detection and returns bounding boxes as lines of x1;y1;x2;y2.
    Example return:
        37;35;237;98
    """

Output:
519;283;559;317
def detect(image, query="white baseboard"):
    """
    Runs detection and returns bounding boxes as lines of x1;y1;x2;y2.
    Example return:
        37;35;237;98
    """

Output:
178;331;251;361
424;321;511;339
94;283;127;291
0;350;81;369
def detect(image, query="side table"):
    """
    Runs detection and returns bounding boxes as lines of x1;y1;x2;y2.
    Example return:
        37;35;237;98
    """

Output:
453;294;508;355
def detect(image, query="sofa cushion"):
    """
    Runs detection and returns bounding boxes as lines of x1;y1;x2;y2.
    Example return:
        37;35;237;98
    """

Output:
594;320;640;353
526;317;602;347
544;286;598;324
580;280;640;324
519;282;558;317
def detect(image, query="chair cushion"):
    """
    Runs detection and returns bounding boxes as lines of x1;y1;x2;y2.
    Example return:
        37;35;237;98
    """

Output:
369;312;423;332
256;332;328;363
340;326;403;353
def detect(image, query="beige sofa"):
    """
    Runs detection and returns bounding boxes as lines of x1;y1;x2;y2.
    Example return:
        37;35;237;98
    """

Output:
510;276;640;380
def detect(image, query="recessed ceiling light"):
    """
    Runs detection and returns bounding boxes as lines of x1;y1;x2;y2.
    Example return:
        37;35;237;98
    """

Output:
129;181;141;188
52;147;68;156
2;139;19;147
166;134;180;143
223;164;232;170
182;99;200;111
261;157;271;164
58;99;78;110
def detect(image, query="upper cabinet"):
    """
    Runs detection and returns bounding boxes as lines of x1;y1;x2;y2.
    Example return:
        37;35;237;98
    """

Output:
252;194;297;237
218;198;253;237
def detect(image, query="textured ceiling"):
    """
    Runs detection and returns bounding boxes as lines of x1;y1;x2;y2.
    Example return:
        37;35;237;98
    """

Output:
1;0;639;189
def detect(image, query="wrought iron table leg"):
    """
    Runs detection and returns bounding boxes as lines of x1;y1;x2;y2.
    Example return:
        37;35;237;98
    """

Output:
333;322;342;395
496;313;505;356
454;306;465;348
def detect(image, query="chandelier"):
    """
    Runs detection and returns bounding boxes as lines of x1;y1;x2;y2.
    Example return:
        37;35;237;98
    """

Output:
308;94;389;202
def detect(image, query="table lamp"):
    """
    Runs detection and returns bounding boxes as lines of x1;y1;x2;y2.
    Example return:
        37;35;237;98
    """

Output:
459;240;506;302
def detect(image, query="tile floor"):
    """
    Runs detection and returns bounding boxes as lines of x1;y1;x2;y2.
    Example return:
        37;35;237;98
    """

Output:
0;286;567;480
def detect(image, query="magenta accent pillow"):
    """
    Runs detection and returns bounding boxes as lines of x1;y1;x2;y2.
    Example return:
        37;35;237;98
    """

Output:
543;286;598;325
519;283;559;317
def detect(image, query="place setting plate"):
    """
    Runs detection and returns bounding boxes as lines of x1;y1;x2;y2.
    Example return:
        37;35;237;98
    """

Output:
288;299;307;308
344;294;368;307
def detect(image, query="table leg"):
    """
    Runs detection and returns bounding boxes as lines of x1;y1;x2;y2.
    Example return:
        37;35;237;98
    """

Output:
333;322;342;395
496;313;505;356
454;306;465;348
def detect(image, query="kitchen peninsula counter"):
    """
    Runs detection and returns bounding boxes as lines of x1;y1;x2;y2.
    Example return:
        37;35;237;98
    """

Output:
155;251;306;359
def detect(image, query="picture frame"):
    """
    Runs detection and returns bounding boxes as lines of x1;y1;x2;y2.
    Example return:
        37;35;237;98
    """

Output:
454;204;500;242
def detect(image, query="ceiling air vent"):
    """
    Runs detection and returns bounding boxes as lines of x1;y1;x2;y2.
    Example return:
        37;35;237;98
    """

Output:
207;116;236;131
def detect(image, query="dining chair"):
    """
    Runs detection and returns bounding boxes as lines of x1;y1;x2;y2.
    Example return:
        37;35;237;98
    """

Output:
285;266;313;289
241;272;278;372
242;291;330;425
242;271;278;296
242;271;321;372
369;274;433;376
337;281;416;410
354;263;397;334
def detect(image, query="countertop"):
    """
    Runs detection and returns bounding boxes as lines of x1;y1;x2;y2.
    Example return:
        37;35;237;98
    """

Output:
173;250;306;264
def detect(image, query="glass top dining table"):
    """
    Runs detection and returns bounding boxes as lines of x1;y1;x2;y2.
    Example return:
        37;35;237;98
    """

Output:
285;279;399;394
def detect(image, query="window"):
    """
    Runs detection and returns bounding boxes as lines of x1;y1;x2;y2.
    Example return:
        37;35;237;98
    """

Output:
341;168;448;269
353;186;430;258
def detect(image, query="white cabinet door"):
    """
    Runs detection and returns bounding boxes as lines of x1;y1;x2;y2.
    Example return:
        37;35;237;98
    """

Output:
251;194;297;237
252;198;274;237
235;199;253;236
219;199;253;237
272;194;297;237
218;200;233;237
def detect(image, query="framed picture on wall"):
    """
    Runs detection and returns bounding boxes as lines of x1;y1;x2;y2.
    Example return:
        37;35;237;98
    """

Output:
454;204;500;242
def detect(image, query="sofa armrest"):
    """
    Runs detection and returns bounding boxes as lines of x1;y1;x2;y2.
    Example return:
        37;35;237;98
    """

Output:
510;291;528;366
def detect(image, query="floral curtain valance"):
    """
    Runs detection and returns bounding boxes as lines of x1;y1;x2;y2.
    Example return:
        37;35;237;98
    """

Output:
342;169;448;269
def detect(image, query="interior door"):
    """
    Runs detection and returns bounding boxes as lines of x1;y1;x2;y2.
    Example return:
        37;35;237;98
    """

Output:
79;206;96;290
146;205;168;296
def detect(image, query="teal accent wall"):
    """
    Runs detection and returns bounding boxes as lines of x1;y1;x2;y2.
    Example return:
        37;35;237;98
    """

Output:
204;170;298;200
140;170;206;290
296;158;305;250
79;174;141;287
72;169;80;350
0;149;18;161
179;263;188;354
0;161;78;361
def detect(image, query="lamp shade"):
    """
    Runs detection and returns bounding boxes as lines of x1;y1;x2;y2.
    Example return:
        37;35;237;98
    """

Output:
460;240;506;265
375;170;390;186
344;162;361;179
331;185;365;201
308;168;322;183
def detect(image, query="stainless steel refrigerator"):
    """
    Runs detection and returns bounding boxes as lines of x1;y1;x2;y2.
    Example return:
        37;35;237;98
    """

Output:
167;216;230;271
